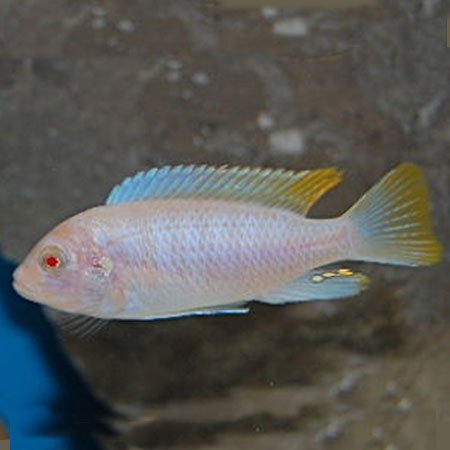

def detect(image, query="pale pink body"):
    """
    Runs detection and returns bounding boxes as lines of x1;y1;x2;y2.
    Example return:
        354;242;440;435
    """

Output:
73;199;356;319
13;163;441;321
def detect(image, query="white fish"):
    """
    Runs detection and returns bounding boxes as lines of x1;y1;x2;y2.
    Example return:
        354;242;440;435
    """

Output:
12;163;442;327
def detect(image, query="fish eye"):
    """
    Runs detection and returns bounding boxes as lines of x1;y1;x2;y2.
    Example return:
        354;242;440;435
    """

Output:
39;246;67;271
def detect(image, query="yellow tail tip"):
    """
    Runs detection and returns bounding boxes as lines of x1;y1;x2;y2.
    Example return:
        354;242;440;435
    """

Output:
347;162;443;267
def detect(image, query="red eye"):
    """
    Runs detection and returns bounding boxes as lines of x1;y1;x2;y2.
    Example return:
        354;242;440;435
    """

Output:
40;246;67;270
45;256;60;268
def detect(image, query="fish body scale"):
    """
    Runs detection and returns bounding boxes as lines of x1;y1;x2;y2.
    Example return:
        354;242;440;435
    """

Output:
85;199;350;319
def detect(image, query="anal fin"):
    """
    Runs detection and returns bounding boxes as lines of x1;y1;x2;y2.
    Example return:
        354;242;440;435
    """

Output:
259;268;370;304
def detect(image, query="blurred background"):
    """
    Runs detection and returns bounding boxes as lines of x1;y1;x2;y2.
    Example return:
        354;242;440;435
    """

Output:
0;0;449;449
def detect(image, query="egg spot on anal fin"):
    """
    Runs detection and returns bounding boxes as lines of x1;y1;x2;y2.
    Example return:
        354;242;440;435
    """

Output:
258;268;370;303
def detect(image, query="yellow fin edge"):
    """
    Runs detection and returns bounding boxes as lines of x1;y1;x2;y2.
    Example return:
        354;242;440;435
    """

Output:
346;163;443;266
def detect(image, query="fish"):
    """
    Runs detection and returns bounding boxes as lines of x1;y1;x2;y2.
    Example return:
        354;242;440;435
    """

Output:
12;163;442;327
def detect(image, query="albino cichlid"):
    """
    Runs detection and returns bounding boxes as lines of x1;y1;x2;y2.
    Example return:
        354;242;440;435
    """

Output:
13;163;442;328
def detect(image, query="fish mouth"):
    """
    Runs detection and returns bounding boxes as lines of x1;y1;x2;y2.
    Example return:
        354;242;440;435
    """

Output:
12;270;40;302
13;279;38;301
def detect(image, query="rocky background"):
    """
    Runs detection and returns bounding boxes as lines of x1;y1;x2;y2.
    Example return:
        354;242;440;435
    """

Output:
0;0;449;449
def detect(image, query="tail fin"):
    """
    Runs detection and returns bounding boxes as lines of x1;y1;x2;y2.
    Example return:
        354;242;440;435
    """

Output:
345;163;442;266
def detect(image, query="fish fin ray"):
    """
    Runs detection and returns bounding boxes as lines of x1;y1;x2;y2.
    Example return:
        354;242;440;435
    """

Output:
45;308;109;337
106;165;342;215
258;268;370;304
345;163;443;266
139;302;250;320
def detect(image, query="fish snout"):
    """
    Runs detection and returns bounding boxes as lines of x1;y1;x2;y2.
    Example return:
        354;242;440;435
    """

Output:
12;265;39;301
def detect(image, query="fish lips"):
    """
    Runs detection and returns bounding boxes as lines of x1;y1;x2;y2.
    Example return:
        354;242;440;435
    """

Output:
12;270;41;303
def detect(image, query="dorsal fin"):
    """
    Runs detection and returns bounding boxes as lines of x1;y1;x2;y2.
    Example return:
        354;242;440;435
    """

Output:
106;165;342;215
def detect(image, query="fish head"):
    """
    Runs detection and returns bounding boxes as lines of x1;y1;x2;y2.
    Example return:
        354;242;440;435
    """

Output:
13;216;114;316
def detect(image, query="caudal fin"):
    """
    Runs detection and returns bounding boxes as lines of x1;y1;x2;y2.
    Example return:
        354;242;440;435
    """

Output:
345;163;442;266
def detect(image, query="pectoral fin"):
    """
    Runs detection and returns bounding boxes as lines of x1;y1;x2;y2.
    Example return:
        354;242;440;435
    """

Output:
45;308;109;336
259;268;370;304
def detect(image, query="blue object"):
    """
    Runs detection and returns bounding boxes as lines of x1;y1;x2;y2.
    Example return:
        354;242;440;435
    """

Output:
0;250;114;449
